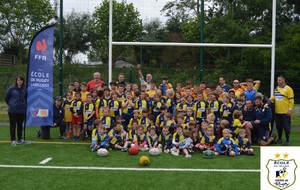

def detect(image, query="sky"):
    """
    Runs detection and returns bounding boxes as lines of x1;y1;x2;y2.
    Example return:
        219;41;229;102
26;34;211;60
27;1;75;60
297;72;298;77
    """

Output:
55;0;168;22
51;0;169;63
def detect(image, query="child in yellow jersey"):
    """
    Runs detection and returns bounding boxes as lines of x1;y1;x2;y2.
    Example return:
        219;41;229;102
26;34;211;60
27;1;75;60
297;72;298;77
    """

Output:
151;94;163;119
177;114;188;130
121;91;135;127
117;84;126;103
160;112;175;134
108;91;121;118
83;94;95;140
91;89;98;104
127;110;140;130
184;107;195;124
188;120;197;132
155;105;167;130
235;128;254;155
135;91;149;117
109;123;126;150
171;124;184;153
100;108;115;131
70;92;83;141
139;108;149;132
194;92;208;129
80;82;90;104
230;111;247;139
206;113;217;136
134;126;148;151
147;128;158;149
199;125;217;152
95;90;107;119
63;91;73;139
158;127;172;153
122;119;139;151
176;96;187;116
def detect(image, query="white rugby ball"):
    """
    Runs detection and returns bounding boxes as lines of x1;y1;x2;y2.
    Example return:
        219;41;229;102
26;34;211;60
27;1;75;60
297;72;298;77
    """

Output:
149;148;161;156
97;148;108;157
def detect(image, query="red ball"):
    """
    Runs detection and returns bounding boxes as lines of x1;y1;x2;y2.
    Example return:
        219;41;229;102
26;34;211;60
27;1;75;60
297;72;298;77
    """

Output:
128;147;139;155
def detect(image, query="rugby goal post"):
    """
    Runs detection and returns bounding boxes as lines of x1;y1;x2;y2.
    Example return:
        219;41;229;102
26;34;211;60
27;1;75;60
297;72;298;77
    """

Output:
108;0;277;97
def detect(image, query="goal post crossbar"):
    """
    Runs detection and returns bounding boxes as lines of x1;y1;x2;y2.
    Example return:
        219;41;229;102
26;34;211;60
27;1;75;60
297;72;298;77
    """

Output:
112;42;272;48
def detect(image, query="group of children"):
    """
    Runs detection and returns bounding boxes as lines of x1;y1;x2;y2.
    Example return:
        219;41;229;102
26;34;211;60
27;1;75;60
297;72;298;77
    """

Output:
60;79;255;158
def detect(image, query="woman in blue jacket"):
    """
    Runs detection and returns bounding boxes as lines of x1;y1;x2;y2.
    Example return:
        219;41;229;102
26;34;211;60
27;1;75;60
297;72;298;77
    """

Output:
5;76;27;146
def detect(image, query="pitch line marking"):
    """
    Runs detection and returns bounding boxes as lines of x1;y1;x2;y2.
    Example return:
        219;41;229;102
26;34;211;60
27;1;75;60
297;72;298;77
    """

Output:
39;158;53;164
0;165;260;172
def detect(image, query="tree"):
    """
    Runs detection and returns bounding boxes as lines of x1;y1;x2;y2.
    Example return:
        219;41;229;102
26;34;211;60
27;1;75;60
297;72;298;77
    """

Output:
0;0;55;62
88;0;140;63
60;11;91;64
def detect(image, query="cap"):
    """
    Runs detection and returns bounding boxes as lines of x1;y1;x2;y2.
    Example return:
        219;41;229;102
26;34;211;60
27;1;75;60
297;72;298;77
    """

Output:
55;96;62;101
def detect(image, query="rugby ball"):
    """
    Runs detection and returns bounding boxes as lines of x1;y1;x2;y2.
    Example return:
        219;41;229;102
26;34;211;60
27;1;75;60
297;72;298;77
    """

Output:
203;150;215;159
128;147;139;155
149;148;161;156
97;148;108;157
139;156;150;166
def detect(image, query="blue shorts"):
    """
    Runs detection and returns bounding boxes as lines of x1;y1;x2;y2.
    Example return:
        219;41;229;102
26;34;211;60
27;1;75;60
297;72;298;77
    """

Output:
84;120;93;126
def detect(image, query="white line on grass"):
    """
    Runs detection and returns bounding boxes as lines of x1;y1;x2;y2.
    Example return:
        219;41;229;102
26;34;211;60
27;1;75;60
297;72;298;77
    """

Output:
39;158;53;164
0;165;260;172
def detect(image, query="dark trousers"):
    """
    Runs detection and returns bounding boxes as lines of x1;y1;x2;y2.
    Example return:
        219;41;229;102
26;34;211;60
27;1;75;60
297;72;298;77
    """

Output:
9;113;25;141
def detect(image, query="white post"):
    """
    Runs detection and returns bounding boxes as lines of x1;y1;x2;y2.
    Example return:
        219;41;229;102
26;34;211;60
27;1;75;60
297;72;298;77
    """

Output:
270;0;276;97
108;0;113;84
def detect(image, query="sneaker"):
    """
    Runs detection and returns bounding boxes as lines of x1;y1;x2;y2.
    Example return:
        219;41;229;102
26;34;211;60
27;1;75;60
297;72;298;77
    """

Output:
59;136;66;140
73;136;77;141
284;141;290;146
164;149;170;154
18;139;26;144
121;147;128;152
275;139;282;144
185;154;192;158
37;130;41;138
214;151;220;155
171;150;179;156
271;134;277;143
11;141;17;146
91;148;97;152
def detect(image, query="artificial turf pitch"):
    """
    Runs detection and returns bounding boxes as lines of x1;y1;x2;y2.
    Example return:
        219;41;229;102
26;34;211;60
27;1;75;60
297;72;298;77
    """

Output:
0;126;299;190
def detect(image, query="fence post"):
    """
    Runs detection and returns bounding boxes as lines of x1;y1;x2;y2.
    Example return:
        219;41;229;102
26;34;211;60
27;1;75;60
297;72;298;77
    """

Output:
129;67;133;83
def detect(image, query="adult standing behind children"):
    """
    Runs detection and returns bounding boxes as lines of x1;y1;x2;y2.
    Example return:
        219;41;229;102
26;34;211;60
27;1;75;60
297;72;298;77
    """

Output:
87;72;104;93
219;77;231;92
270;75;294;146
5;76;27;146
137;64;153;91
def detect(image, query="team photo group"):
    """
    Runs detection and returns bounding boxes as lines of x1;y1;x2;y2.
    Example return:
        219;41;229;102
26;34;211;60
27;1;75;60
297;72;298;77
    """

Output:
6;65;294;158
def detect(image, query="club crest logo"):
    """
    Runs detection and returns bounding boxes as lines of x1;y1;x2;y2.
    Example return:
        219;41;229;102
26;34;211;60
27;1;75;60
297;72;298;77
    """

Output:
266;153;297;190
30;108;49;117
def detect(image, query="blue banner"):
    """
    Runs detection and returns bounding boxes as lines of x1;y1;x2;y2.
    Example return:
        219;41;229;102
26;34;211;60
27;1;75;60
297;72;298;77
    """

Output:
26;25;55;127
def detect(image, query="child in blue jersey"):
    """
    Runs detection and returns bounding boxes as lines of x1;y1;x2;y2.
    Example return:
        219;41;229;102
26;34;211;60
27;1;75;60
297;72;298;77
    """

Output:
235;128;254;155
193;92;208;129
91;120;109;152
100;108;115;131
191;128;201;151
109;123;126;150
158;127;172;153
155;105;167;129
147;128;158;149
184;107;195;124
216;128;238;156
151;94;163;119
147;115;157;134
83;94;95;140
139;108;149;132
172;130;193;158
108;91;121;118
199;125;217;152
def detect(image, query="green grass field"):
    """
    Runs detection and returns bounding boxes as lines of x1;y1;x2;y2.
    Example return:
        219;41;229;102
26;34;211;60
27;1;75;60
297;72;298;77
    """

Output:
0;126;299;190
